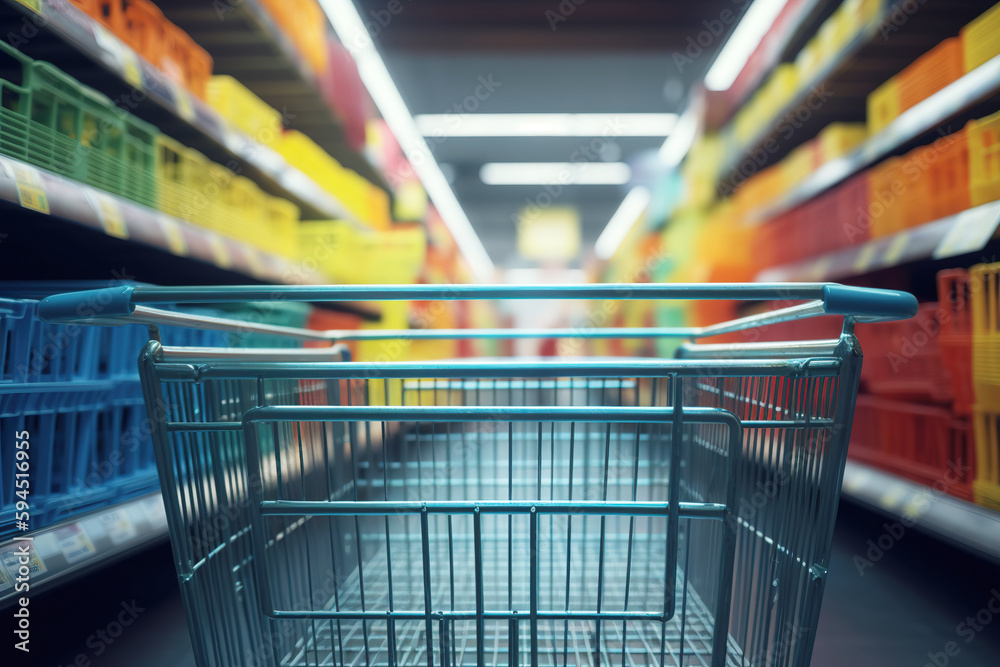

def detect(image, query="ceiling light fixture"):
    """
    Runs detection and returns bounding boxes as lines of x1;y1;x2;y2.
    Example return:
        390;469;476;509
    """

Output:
704;0;791;92
593;187;651;260
480;162;632;186
415;113;678;138
658;105;699;167
318;0;494;281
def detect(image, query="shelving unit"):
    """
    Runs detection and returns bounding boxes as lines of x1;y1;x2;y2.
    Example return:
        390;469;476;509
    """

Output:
754;54;1000;222
0;0;369;224
0;493;168;605
841;460;1000;565
712;0;994;197
154;0;392;194
757;200;1000;281
0;154;321;285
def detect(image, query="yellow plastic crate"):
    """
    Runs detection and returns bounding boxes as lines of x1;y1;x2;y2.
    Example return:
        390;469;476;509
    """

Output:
818;123;868;162
155;135;215;228
837;0;882;39
759;64;798;120
971;263;1000;410
961;1;1000;73
206;75;282;146
264;197;300;259
867;77;901;135
299;221;426;284
818;8;852;58
968;109;1000;206
973;408;1000;492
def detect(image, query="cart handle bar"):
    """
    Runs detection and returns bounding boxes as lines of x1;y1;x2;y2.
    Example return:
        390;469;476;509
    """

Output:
38;283;917;341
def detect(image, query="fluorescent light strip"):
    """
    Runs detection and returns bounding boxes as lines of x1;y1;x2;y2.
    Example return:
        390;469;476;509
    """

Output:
415;113;678;138
658;105;699;167
319;0;494;281
480;162;632;186
594;187;651;260
704;0;791;92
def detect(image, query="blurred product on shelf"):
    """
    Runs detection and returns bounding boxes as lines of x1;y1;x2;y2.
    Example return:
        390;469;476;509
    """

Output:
257;0;329;76
938;269;974;416
298;220;427;284
897;37;965;114
277;129;390;228
968;108;1000;206
856;304;955;404
972;262;1000;509
850;395;975;502
0;40;158;209
206;75;283;146
68;0;213;99
960;1;1000;72
156;135;301;258
321;43;371;152
867;76;900;135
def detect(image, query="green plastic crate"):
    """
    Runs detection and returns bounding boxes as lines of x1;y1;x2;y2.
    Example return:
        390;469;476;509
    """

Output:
0;41;158;209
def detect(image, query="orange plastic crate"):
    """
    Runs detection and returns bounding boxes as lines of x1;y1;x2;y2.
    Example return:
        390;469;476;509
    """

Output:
927;128;971;220
161;21;212;100
938;269;974;416
122;0;166;70
856;303;954;404
867;157;905;236
850;395;975;502
834;172;871;247
898;37;965;112
897;145;935;230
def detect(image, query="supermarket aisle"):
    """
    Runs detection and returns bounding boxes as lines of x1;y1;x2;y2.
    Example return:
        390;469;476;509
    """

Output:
20;502;999;667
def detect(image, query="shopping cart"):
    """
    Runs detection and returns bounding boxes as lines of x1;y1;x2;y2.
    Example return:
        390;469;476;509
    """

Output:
39;283;917;667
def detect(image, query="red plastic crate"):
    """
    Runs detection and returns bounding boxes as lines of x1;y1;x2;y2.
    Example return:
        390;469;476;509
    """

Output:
898;37;965;112
856;303;954;404
850;395;975;502
938;269;974;416
833;172;871;248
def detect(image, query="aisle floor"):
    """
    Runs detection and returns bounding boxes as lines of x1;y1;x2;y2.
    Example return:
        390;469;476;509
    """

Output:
16;502;999;667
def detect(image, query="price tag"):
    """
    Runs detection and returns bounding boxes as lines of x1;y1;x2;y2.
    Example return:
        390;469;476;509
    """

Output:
142;496;167;528
11;163;50;214
2;541;47;577
92;24;143;89
54;524;96;565
883;232;910;267
85;189;128;239
852;243;878;274
157;214;188;255
933;204;1000;259
12;0;41;13
173;83;196;122
879;485;904;510
808;255;833;281
208;235;232;268
101;511;138;546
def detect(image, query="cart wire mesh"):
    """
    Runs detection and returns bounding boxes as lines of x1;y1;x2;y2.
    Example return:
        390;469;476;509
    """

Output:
141;344;858;667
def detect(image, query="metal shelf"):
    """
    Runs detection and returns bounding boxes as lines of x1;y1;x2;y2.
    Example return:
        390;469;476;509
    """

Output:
753;54;1000;222
713;0;991;197
0;0;368;224
841;460;1000;565
0;493;168;606
0;153;324;285
756;200;1000;282
156;0;391;194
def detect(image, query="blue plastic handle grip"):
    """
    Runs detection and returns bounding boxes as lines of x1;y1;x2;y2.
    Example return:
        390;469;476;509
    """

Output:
821;285;918;320
37;286;136;321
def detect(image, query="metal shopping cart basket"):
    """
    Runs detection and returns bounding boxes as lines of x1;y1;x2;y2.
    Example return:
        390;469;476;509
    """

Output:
39;283;917;667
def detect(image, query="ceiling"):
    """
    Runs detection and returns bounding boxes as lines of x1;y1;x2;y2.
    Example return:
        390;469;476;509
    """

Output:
356;0;751;268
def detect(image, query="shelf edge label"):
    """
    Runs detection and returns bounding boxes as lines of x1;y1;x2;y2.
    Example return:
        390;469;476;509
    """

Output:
85;189;128;239
11;163;50;215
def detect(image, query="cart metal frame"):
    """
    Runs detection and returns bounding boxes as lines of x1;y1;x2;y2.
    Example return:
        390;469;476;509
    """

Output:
38;283;917;667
